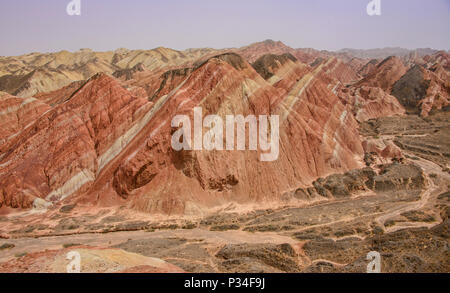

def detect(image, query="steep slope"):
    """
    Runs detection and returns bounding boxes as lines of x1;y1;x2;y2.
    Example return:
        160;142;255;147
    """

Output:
0;74;153;208
7;44;448;215
261;54;401;123
33;80;86;106
0;92;51;147
251;53;299;80
0;66;96;98
0;41;372;99
358;59;379;77
0;52;364;214
356;56;408;92
391;64;449;116
234;40;328;66
423;51;450;71
98;53;364;214
113;63;146;81
0;47;220;98
236;40;294;63
338;85;405;122
313;57;360;84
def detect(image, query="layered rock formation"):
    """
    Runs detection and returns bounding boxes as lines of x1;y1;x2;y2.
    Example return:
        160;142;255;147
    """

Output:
358;59;379;77
0;41;448;216
338;86;405;122
0;73;153;208
107;53;363;214
237;40;294;63
362;139;403;166
356;56;408;92
0;47;220;98
0;51;364;214
0;68;82;98
423;51;450;71
391;64;449;117
0;92;50;147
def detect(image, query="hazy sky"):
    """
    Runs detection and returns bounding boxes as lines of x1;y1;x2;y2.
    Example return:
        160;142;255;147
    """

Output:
0;0;449;56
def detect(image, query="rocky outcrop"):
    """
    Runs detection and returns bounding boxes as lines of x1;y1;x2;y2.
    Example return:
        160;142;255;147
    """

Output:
0;47;220;98
356;56;407;92
252;53;298;80
423;51;450;71
391;64;449;116
362;139;403;164
338;85;405;122
315;57;360;84
113;63;145;81
0;68;82;98
288;167;376;200
150;67;193;101
216;243;300;273
0;51;365;213
106;53;364;214
0;73;153;208
235;40;294;63
358;59;379;77
33;80;85;106
391;65;430;111
373;163;426;192
285;162;426;201
0;92;50;147
1;42;447;215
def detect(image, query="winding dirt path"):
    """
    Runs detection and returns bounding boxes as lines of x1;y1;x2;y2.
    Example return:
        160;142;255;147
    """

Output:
0;228;297;263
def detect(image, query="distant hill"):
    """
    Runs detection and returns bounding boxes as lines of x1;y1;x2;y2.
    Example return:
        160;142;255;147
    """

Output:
338;47;440;59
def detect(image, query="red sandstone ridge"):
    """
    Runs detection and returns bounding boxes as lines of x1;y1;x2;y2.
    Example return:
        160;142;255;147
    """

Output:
236;40;294;63
0;52;364;214
423;51;450;71
351;52;448;118
33;80;85;106
358;59;379;77
95;53;364;214
266;54;402;123
234;40;332;66
337;86;405;122
0;73;153;208
312;57;360;84
0;92;50;148
0;47;221;98
391;64;449;117
1;42;448;216
356;56;408;92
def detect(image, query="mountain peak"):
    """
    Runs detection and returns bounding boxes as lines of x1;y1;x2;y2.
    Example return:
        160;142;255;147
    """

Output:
263;39;277;44
195;52;248;71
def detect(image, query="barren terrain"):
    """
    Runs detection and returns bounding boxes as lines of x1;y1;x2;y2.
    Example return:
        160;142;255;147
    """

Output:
0;41;448;273
1;112;448;272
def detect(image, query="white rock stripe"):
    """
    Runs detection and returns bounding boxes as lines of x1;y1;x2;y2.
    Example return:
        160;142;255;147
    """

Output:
45;169;95;201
